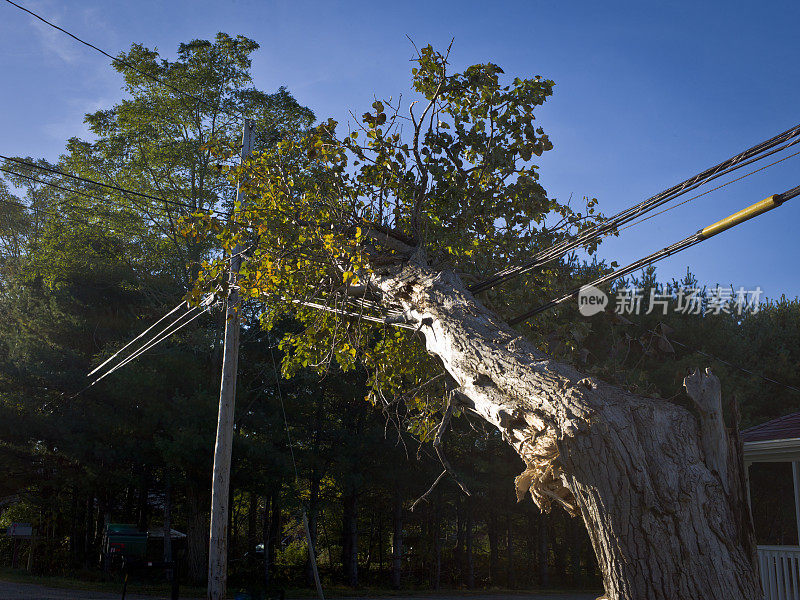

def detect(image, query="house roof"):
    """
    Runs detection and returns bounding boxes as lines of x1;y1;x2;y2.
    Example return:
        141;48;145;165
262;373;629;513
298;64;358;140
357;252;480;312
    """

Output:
146;527;186;540
741;411;800;443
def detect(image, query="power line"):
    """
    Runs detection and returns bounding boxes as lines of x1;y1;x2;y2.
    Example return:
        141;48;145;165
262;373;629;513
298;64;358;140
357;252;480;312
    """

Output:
509;235;704;324
1;154;230;217
1;155;311;228
0;195;126;234
0;164;225;235
471;122;800;293
0;165;170;224
68;301;215;400
2;0;243;121
615;147;800;234
84;244;253;387
509;183;800;325
90;303;212;386
87;301;187;377
291;298;416;329
268;339;300;484
485;145;800;298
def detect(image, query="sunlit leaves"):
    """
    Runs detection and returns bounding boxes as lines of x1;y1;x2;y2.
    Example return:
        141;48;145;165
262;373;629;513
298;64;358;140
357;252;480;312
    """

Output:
191;44;606;435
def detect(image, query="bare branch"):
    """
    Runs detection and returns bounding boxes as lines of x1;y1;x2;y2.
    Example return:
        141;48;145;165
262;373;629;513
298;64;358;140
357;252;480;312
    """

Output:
410;469;446;512
434;391;471;497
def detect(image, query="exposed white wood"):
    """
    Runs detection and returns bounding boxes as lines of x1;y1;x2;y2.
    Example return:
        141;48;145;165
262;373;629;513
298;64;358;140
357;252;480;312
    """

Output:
369;261;760;599
684;368;729;491
208;119;255;600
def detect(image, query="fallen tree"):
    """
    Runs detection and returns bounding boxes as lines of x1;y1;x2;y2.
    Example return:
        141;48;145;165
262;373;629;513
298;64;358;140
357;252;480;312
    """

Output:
373;258;758;599
192;44;760;599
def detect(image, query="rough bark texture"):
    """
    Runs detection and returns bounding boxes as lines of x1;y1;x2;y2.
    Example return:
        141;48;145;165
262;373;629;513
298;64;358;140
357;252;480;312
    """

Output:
488;512;499;585
465;499;475;589
506;511;515;589
342;486;358;587
186;486;207;586
263;486;280;588
305;470;321;586
433;490;442;590
391;488;403;589
374;261;760;600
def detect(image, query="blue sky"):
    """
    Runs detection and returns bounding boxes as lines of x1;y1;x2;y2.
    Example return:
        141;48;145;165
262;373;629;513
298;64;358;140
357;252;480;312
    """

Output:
1;0;799;299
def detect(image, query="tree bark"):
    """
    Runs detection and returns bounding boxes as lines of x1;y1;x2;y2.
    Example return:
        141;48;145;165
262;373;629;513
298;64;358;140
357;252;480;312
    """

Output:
265;486;280;587
137;477;149;532
163;476;172;565
373;262;760;600
488;511;499;585
465;498;475;589
261;495;272;589
342;486;358;587
247;492;259;553
186;486;207;586
305;468;321;586
84;494;93;568
506;511;515;589
538;511;549;587
433;490;442;590
569;514;583;584
454;498;464;584
391;487;403;589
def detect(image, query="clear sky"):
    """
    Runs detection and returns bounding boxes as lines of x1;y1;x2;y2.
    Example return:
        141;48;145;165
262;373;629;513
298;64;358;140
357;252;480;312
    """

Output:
1;0;799;299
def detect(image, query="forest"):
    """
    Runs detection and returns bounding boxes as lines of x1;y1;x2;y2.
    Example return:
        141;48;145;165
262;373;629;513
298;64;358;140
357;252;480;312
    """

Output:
2;32;800;595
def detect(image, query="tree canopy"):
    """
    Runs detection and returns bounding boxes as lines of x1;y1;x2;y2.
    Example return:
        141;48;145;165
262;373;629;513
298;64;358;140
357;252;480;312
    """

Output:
190;44;606;433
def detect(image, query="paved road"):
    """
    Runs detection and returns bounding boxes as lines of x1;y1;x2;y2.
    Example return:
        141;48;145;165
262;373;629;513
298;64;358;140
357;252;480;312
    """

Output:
341;597;600;600
343;597;600;600
0;581;600;600
0;580;183;599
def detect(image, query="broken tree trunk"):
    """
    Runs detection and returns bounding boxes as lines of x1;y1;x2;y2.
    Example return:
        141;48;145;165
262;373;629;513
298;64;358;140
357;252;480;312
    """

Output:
373;261;759;600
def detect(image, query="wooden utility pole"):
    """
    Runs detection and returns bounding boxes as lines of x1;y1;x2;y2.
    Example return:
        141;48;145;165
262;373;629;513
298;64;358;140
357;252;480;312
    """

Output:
208;118;255;600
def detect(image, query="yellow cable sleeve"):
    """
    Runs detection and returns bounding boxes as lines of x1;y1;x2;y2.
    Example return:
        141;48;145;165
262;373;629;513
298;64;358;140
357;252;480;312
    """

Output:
700;195;782;239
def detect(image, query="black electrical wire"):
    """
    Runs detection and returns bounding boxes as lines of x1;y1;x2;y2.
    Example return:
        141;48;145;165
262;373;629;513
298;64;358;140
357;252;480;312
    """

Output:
475;130;800;293
471;122;800;293
0;155;230;217
1;155;342;235
613;146;800;235
777;184;800;203
508;235;703;324
0;165;168;222
488;144;800;301
509;182;800;325
3;0;244;122
0;195;121;233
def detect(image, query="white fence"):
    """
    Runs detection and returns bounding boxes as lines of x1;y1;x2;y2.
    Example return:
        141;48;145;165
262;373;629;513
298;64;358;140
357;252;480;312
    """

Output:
759;545;800;600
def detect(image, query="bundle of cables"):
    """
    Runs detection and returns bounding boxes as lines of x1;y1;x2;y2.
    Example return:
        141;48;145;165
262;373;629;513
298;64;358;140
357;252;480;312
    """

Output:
471;122;800;297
